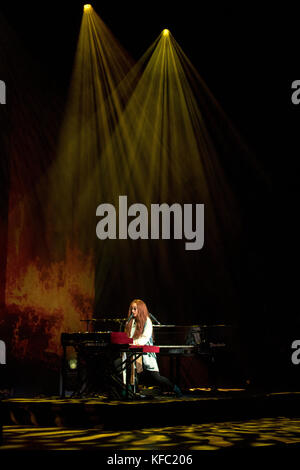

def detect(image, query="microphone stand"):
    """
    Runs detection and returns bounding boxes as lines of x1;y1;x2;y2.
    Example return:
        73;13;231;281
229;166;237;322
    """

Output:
148;312;161;325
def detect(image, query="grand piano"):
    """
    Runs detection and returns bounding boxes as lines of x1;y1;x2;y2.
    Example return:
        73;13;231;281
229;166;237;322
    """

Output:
61;319;234;397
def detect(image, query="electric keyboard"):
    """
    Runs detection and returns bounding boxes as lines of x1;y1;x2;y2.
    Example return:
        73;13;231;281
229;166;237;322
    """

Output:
61;332;226;354
61;331;132;347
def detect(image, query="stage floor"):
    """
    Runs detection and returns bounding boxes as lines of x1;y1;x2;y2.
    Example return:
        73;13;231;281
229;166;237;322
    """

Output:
1;389;300;455
2;416;300;451
1;388;300;429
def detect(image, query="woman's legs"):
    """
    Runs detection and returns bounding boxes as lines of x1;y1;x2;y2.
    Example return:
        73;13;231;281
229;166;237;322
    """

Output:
114;360;183;397
141;370;173;392
139;370;183;396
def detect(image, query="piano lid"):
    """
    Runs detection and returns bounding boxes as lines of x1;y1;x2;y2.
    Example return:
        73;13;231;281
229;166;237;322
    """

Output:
152;324;233;346
153;324;230;328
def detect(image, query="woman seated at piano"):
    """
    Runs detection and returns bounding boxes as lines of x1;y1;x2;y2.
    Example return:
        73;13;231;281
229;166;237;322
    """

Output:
124;299;182;397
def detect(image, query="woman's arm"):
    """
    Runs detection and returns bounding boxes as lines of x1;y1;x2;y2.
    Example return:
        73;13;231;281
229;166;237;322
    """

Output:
133;318;153;345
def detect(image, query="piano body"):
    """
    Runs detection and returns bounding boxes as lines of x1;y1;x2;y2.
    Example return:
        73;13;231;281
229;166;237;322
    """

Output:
152;324;233;389
61;322;234;396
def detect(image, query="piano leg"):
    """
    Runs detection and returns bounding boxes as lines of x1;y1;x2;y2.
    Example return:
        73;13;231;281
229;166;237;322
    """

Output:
169;356;175;384
176;356;181;388
60;344;66;398
169;356;181;388
125;354;130;399
209;353;218;391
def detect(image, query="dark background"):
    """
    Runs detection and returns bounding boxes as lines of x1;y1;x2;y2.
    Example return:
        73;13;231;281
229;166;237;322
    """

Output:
0;2;298;392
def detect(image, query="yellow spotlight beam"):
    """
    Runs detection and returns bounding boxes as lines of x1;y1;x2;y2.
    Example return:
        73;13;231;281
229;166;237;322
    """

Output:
87;29;251;315
45;5;136;255
43;5;144;312
44;10;260;319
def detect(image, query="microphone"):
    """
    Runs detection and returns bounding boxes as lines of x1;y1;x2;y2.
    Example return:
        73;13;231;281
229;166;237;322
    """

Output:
126;313;134;324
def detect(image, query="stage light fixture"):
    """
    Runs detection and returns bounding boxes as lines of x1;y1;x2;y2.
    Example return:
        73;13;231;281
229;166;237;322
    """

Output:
69;358;77;370
162;29;170;36
84;4;92;11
